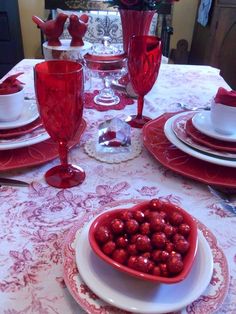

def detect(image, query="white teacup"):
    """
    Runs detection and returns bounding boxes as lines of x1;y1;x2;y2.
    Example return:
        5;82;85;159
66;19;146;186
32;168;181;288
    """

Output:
0;88;24;122
211;99;236;135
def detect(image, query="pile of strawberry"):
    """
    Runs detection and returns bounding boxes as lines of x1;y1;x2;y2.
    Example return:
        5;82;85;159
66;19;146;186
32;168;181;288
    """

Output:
94;199;192;278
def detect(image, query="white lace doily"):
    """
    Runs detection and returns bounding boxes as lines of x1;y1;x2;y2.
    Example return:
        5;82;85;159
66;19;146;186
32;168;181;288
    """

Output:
84;134;142;163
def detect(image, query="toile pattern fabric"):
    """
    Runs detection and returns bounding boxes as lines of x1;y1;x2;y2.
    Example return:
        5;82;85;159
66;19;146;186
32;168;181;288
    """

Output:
56;8;158;44
0;59;235;313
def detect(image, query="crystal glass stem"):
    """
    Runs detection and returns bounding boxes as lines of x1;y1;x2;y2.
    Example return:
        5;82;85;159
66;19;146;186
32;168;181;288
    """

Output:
137;95;144;119
59;141;68;166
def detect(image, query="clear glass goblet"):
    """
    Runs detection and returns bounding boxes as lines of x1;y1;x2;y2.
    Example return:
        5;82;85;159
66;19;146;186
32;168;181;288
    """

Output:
84;37;126;106
34;60;85;188
127;35;162;128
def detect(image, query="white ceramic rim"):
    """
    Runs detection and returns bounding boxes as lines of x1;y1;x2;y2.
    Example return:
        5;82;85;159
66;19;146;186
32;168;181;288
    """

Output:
0;100;39;130
0;127;50;150
164;113;236;167
75;221;213;314
192;111;236;142
172;111;236;159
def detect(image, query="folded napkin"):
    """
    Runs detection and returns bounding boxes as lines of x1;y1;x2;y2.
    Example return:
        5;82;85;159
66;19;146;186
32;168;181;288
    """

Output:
214;87;236;106
0;73;24;95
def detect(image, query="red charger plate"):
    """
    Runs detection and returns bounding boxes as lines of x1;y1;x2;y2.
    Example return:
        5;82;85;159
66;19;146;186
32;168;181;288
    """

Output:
89;200;198;284
143;113;236;189
0;119;86;171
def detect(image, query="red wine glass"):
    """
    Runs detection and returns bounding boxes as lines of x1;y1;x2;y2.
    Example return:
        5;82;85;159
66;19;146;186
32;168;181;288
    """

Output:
127;35;162;128
34;60;85;188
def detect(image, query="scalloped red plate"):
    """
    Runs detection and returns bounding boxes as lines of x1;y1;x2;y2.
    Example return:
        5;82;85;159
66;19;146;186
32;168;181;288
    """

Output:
0;119;86;171
143;113;236;189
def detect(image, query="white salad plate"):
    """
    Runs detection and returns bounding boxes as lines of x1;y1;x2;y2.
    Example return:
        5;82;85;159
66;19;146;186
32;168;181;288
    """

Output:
192;111;236;142
164;113;236;167
75;222;213;314
0;100;39;130
0;126;50;150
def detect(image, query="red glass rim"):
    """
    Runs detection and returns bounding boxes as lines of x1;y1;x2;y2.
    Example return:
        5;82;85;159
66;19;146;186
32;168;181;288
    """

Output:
34;60;83;74
129;35;161;44
84;53;126;63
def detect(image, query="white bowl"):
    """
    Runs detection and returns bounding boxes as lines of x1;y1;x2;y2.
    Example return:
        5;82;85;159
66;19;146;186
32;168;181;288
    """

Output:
0;88;24;122
43;39;92;62
211;99;236;135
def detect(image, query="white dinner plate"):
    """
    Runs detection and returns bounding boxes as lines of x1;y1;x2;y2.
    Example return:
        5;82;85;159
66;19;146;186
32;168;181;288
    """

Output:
164;113;236;167
75;222;213;314
192;111;236;142
0;126;50;150
0;100;39;130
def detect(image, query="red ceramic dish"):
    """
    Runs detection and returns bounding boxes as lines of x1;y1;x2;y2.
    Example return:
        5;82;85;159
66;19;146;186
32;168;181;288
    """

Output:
89;199;198;284
143;112;236;189
0;118;42;139
185;116;236;153
0;119;86;171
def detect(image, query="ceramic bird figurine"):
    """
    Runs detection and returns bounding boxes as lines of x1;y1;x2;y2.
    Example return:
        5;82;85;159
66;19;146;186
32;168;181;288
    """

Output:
68;14;89;47
32;13;68;46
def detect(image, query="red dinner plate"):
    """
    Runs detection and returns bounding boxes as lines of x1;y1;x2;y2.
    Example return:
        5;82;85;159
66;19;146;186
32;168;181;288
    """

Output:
185;115;236;153
143;113;236;189
0;118;43;139
0;119;86;171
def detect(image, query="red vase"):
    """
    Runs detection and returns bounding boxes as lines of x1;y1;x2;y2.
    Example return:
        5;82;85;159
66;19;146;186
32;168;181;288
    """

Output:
119;9;156;53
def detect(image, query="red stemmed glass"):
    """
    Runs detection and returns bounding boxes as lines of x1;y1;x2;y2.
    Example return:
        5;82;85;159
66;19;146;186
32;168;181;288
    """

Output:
34;60;85;188
127;35;162;128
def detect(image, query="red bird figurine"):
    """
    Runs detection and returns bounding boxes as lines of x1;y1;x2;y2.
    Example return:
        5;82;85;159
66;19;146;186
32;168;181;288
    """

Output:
32;13;68;46
68;14;89;47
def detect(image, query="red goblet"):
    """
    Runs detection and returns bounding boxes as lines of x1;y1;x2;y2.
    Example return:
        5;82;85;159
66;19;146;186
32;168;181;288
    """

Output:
34;60;85;188
127;35;162;128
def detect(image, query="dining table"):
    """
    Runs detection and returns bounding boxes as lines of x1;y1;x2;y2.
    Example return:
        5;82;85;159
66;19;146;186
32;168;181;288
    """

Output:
0;58;235;314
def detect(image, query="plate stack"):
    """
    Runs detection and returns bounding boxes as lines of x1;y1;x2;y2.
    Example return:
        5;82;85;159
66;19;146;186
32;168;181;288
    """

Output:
0;100;48;150
143;110;236;189
0;99;86;171
63;199;229;314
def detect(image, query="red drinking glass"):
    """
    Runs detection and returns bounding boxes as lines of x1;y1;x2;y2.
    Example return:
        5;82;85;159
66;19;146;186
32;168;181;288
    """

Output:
127;35;162;128
34;60;85;188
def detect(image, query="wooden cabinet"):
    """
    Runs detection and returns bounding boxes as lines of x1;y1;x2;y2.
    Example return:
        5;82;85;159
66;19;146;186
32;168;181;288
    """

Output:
0;0;24;79
189;0;236;89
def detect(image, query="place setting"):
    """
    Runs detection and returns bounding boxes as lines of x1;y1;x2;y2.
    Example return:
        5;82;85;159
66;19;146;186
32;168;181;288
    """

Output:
0;70;86;172
63;198;229;314
0;73;49;149
143;87;236;189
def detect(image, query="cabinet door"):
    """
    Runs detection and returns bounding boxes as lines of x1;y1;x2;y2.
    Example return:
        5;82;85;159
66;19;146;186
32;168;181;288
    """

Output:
0;0;24;79
211;7;236;89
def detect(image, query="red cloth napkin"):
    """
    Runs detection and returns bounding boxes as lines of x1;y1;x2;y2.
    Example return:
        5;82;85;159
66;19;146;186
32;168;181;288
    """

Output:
214;87;236;106
0;73;24;95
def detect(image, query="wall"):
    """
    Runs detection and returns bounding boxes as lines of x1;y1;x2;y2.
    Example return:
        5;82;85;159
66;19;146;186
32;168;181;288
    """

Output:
18;0;45;58
171;0;199;51
18;0;198;58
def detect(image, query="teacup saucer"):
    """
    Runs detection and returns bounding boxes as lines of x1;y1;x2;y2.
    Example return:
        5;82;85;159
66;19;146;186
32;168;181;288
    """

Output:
0;100;39;130
192;111;236;142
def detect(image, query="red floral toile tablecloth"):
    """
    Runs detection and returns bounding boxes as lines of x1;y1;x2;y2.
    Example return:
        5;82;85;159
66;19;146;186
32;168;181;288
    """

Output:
0;59;235;313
